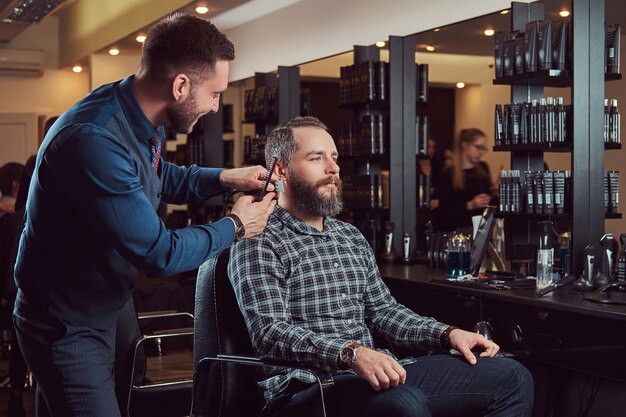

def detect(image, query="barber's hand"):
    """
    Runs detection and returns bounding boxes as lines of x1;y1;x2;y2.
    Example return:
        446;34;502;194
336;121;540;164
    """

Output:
449;328;500;365
351;346;407;391
220;166;277;192
467;193;491;210
230;192;276;239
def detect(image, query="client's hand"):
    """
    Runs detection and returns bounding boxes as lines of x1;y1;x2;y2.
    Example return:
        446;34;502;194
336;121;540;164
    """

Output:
351;346;407;391
449;329;500;365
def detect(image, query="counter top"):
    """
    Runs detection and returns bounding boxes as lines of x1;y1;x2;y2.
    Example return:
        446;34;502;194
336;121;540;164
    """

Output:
377;263;626;322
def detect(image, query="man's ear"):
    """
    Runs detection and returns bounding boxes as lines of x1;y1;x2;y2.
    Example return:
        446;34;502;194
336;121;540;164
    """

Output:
171;73;191;101
276;161;288;178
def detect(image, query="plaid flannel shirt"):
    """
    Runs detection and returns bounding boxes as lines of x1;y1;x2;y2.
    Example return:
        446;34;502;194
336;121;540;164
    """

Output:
228;206;449;403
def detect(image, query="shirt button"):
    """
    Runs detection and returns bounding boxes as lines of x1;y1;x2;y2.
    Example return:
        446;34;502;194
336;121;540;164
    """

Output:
334;262;339;268
157;192;162;198
347;319;353;324
342;293;347;299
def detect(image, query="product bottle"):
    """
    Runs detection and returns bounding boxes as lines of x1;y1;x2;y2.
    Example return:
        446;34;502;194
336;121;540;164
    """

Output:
615;233;626;282
555;97;566;143
545;97;555;142
610;99;620;144
529;99;538;143
538;98;547;143
604;98;610;143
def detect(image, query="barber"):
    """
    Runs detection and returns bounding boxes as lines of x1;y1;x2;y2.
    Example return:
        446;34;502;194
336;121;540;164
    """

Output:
13;13;275;417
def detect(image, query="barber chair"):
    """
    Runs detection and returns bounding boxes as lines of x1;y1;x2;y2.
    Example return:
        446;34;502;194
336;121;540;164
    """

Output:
191;247;332;417
115;297;194;417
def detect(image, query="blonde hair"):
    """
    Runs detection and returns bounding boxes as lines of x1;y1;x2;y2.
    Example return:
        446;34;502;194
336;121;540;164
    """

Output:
451;128;489;189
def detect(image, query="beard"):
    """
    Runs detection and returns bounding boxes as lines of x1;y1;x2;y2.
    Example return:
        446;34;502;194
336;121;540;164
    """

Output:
167;91;201;134
288;171;343;218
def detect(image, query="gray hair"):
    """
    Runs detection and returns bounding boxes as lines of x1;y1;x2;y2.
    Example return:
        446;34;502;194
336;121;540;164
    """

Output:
264;116;328;168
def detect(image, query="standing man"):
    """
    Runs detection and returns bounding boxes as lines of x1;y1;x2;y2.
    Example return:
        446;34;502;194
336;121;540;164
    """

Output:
13;13;275;417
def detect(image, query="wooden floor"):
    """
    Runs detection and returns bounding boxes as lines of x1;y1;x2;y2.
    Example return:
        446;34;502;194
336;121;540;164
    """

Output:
0;349;193;417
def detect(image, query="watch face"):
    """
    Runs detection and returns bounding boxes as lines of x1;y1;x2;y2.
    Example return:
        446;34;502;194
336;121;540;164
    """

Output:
340;347;356;365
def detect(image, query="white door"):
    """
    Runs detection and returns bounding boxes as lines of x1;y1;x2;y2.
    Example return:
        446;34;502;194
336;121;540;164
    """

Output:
0;112;38;166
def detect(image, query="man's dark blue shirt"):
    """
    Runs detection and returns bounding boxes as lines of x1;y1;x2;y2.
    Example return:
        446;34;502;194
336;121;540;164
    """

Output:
14;76;234;327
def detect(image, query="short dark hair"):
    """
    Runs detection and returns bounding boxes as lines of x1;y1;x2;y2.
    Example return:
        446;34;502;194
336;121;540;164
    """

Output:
139;13;235;84
0;162;24;197
264;116;328;168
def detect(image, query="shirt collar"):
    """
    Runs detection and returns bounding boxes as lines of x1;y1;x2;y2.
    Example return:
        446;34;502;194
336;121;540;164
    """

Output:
117;75;163;143
271;205;336;236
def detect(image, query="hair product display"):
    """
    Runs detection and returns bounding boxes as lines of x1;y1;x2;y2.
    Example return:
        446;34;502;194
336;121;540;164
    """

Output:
339;61;389;105
499;170;571;215
338;114;386;157
495;97;571;146
496;20;621;78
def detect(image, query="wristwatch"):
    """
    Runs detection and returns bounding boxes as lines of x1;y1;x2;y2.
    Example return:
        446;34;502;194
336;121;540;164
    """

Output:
338;343;359;369
227;213;245;241
440;326;459;351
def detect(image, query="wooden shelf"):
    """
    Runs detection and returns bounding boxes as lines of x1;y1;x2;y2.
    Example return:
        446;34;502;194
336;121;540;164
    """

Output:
338;100;389;111
494;142;571;152
494;142;621;152
495;212;622;220
494;70;621;88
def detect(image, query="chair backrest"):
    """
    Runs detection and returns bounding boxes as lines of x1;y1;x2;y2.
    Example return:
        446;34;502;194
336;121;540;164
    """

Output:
192;247;265;417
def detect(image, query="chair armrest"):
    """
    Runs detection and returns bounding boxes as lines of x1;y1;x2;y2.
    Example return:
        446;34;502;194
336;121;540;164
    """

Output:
138;311;194;321
197;355;332;417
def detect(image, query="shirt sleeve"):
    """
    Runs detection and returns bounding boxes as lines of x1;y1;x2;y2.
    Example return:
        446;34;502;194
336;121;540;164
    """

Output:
43;125;235;276
357;234;448;350
228;237;347;372
159;161;228;205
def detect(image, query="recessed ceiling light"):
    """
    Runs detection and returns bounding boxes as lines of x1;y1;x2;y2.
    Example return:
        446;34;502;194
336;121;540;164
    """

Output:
433;28;440;32
559;10;570;17
500;10;509;15
484;29;495;37
426;45;435;52
136;34;147;43
72;65;83;73
456;82;466;89
376;41;385;48
195;6;210;14
109;47;120;56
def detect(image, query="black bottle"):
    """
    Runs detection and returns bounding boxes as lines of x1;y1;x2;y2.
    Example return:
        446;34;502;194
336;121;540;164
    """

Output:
610;99;620;144
615;233;626;282
555;97;566;143
604;98;610;143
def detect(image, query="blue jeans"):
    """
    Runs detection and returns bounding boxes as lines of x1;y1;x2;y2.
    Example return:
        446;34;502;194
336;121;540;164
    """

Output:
266;354;533;417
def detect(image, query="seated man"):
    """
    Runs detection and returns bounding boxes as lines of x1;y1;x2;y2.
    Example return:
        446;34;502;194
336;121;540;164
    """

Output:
229;116;533;417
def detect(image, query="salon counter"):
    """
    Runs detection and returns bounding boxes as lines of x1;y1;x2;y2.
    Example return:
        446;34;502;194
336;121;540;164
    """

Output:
377;263;626;322
377;262;626;384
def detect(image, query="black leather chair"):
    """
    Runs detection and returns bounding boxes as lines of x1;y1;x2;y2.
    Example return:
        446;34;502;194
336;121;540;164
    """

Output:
115;297;194;417
191;247;332;417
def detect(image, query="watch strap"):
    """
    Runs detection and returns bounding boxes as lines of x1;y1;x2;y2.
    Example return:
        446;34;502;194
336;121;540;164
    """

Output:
227;213;245;241
440;325;459;351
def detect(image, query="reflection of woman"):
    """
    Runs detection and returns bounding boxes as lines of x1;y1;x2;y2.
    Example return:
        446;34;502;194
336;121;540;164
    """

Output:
435;128;493;232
